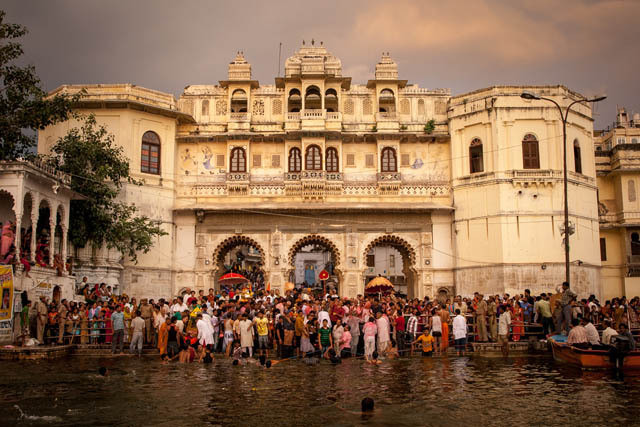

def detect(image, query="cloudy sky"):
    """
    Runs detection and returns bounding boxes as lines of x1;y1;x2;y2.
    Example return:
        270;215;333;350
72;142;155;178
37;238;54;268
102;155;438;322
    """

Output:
4;0;639;128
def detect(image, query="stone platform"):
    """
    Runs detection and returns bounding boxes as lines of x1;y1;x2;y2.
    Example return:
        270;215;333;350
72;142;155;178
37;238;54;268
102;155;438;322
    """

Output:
0;344;75;360
471;340;549;355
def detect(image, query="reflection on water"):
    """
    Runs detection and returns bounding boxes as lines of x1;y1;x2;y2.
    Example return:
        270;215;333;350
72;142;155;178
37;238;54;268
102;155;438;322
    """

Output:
2;356;640;426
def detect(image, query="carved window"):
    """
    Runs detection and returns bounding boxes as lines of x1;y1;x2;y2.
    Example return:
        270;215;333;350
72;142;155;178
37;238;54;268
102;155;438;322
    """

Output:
632;232;640;256
400;99;410;115
271;154;280;168
216;154;225;167
629;180;636;202
272;99;282;115
365;154;374;168
418;99;425;116
346;153;355;167
252;99;264;115
288;148;302;172
573;140;582;174
230;147;246;172
435;100;447;115
401;153;410;167
326;147;339;172
366;253;375;267
600;237;607;261
141;131;160;175
522;133;540;169
470;138;484;174
305;145;322;170
201;99;209;116
253;154;261;167
363;98;373;115
231;89;248;113
288;89;301;112
215;99;227;116
381;147;397;172
344;99;354;115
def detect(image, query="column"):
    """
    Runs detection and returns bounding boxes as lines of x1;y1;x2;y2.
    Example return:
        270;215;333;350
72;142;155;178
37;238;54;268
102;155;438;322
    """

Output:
49;215;56;267
30;203;39;262
61;225;68;273
14;214;22;261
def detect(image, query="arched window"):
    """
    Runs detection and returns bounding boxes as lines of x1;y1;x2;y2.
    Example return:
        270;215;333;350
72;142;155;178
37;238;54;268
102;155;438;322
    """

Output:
141;131;160;174
305;86;321;110
417;99;425;116
325;88;338;112
305;145;322;170
381;147;397;172
288;89;301;112
469;138;484;173
573;139;582;174
288;148;302;172
629;179;636;202
231;89;247;113
230;147;246;172
201;99;209;116
326;147;339;172
522;133;540;169
632;232;640;255
378;89;396;113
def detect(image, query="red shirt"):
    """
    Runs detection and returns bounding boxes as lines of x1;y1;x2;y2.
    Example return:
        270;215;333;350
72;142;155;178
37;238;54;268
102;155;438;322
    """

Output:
395;316;406;332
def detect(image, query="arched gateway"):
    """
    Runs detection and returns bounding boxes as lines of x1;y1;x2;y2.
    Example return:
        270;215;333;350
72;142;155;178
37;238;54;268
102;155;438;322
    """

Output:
287;234;342;293
211;235;266;290
361;235;419;298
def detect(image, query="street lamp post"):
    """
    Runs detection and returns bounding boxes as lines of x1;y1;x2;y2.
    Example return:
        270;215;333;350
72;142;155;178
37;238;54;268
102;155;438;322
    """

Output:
520;91;606;285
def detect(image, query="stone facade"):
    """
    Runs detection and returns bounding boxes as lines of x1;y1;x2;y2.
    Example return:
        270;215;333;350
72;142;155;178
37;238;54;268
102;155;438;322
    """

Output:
35;42;608;299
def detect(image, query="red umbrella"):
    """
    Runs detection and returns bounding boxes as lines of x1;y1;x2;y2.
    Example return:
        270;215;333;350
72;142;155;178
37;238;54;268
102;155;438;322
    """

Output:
218;272;250;286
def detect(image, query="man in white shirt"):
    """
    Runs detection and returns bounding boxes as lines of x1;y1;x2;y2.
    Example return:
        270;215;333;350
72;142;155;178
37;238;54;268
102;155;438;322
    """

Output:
601;319;618;345
498;309;511;356
452;309;467;356
318;305;331;328
171;297;188;315
583;318;600;346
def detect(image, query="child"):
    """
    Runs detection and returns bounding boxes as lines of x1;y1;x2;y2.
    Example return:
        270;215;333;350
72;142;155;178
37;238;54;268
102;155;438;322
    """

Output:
413;329;435;357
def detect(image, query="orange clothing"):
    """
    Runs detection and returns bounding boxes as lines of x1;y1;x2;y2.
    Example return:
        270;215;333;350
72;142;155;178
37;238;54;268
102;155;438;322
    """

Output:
158;322;169;354
441;322;449;350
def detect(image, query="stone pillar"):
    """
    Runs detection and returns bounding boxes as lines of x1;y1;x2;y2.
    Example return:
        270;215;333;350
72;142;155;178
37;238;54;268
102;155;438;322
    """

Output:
49;215;56;266
30;203;39;262
14;214;22;260
61;225;68;273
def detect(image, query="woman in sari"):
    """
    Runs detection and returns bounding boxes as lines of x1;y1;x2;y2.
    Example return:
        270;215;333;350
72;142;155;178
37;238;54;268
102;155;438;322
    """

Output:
104;304;113;344
79;303;89;344
158;317;169;355
511;303;524;342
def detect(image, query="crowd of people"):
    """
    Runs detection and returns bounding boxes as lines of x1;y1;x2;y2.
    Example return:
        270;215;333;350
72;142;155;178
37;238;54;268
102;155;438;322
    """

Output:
18;281;640;364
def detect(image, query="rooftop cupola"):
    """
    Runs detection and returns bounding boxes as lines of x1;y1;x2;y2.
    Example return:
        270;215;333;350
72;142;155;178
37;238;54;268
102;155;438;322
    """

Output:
375;52;398;80
228;51;252;81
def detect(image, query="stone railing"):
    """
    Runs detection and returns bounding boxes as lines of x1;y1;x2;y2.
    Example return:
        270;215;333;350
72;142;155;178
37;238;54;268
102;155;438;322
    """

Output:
226;172;249;181
1;158;72;185
302;109;326;120
326;112;341;121
326;172;343;181
301;170;325;180
377;172;401;182
230;112;248;121
286;112;301;121
376;112;397;121
284;172;301;181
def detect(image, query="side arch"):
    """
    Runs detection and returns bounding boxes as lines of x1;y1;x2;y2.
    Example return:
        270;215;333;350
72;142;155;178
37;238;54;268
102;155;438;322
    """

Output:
287;234;341;268
212;235;266;267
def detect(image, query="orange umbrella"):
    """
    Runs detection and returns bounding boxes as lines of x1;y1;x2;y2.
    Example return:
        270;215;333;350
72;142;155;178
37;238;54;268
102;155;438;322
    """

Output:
284;281;295;291
218;272;250;286
365;276;394;294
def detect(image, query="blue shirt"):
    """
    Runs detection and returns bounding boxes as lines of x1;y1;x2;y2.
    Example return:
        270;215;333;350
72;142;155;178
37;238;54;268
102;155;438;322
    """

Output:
111;311;125;330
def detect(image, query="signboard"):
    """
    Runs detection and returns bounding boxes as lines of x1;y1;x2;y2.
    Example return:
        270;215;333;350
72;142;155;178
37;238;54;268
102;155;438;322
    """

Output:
0;265;14;322
318;269;329;281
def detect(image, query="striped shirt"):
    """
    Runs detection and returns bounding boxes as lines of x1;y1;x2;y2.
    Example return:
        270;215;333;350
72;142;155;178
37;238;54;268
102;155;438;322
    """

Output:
406;315;418;335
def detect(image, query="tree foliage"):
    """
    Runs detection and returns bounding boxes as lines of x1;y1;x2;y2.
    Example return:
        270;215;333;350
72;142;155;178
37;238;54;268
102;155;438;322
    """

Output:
0;10;76;160
47;115;167;262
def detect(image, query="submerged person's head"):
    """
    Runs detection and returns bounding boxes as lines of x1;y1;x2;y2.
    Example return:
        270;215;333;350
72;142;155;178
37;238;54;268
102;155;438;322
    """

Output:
98;367;108;376
259;355;266;365
361;397;374;412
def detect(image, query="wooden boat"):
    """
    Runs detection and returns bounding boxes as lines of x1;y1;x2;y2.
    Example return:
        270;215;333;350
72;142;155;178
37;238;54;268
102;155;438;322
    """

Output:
550;339;640;371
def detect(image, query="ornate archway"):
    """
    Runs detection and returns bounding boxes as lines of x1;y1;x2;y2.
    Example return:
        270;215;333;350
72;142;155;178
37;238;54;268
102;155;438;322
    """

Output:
212;235;266;290
287;234;342;292
361;235;419;298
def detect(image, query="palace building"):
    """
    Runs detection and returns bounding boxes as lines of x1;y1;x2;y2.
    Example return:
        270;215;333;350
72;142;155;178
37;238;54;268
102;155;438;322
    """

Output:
28;42;612;300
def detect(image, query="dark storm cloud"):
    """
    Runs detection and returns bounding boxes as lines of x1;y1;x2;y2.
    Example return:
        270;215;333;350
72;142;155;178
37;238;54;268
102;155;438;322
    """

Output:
4;0;638;128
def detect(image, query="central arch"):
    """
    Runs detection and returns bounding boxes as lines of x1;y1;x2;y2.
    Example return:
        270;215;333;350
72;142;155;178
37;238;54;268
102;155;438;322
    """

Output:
362;235;418;298
212;235;266;291
287;234;342;294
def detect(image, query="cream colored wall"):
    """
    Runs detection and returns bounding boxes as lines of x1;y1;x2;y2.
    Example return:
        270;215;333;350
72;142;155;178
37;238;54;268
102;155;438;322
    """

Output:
449;87;600;297
600;228;625;300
